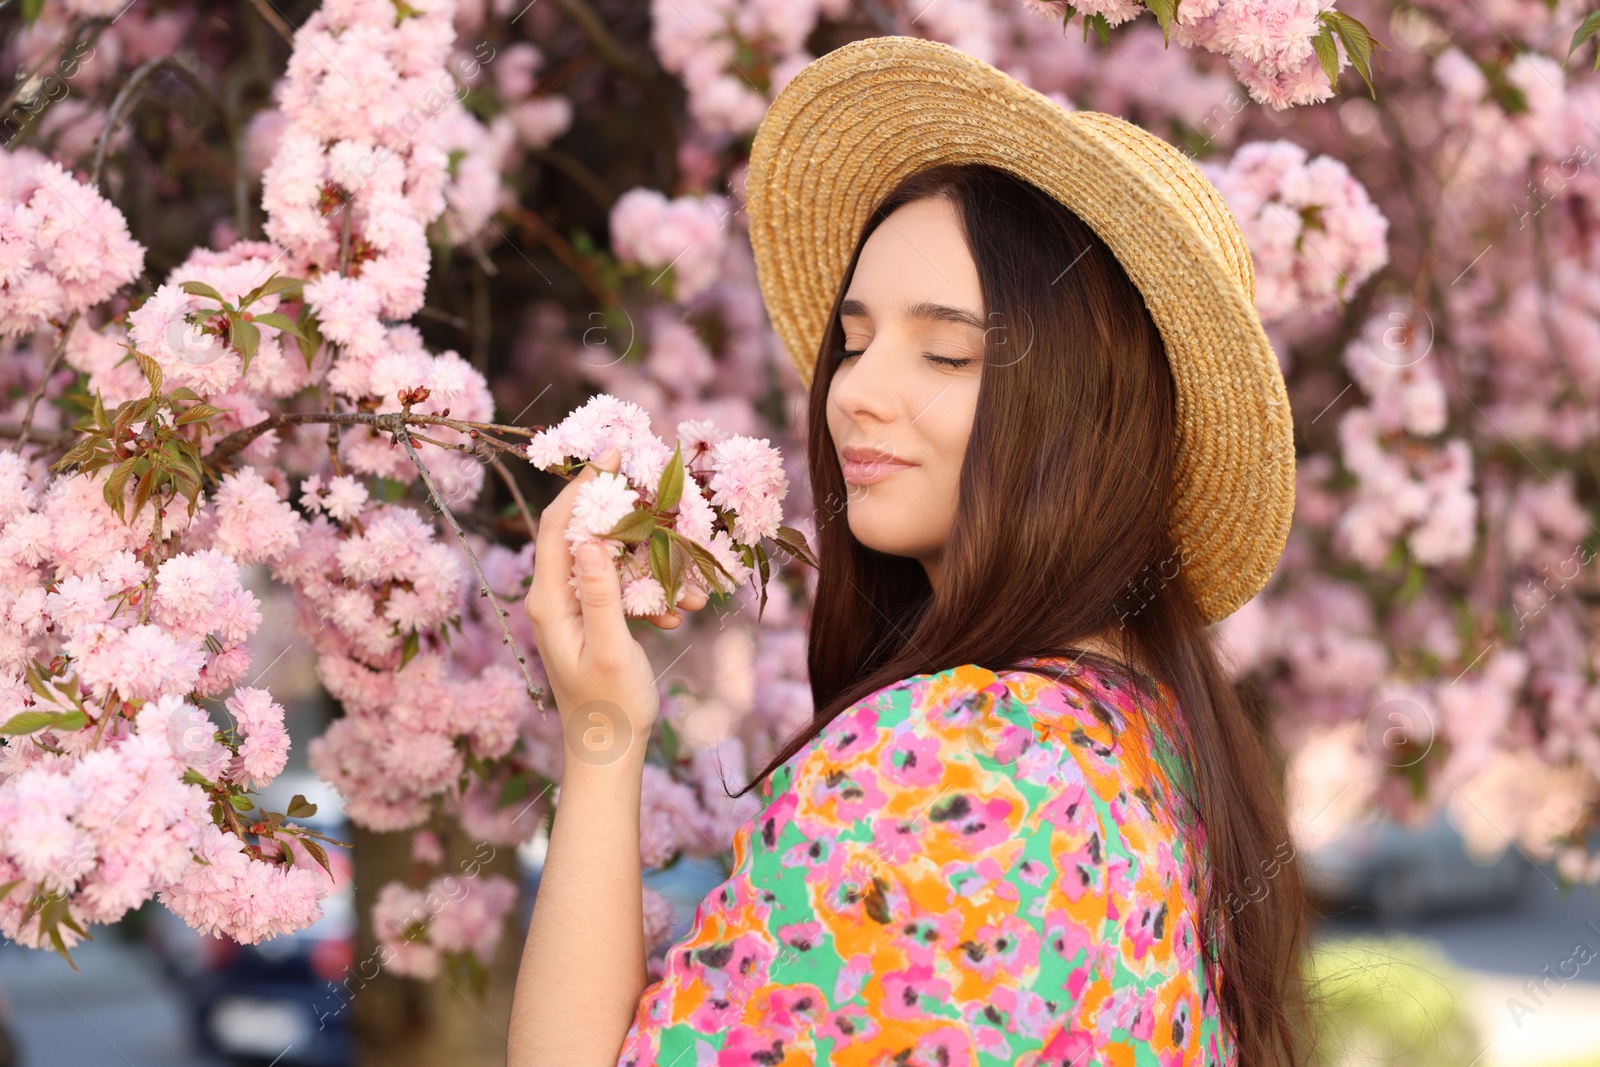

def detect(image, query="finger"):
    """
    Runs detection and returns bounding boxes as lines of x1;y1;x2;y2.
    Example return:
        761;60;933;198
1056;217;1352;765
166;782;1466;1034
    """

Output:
641;610;683;630
573;538;633;654
675;585;708;612
528;448;621;621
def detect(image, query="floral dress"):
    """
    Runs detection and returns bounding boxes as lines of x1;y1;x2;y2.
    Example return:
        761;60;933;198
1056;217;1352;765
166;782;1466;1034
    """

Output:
616;654;1237;1066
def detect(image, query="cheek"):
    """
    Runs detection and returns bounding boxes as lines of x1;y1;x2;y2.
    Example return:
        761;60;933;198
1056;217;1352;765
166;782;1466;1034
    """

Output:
925;391;978;468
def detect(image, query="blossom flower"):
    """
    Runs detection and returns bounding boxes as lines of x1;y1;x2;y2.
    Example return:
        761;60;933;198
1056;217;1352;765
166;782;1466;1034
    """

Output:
1200;139;1388;322
0;147;146;337
608;187;731;301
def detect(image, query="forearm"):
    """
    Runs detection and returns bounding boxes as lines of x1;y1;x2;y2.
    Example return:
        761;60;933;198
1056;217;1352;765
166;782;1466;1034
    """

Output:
507;748;650;1066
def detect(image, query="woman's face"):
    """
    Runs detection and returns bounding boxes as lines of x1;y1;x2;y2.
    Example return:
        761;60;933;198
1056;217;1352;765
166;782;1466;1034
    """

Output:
825;195;987;590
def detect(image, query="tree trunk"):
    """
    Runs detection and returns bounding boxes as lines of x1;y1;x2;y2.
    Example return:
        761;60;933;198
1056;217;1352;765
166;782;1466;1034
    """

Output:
349;823;523;1067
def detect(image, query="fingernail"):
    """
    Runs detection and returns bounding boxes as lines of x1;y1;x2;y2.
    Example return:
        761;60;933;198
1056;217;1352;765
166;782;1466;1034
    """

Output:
577;541;606;574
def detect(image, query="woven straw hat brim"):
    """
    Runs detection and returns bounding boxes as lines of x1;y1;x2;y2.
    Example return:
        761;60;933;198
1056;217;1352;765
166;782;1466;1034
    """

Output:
745;35;1295;625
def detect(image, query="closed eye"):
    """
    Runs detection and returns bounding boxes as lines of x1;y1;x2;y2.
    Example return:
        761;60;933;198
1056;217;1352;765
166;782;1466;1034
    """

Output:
832;348;976;369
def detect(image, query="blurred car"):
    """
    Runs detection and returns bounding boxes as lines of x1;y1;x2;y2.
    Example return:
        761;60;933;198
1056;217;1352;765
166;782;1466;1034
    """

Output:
1301;807;1535;922
146;773;354;1067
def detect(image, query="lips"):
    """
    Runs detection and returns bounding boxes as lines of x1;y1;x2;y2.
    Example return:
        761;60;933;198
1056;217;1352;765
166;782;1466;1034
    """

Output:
838;445;916;486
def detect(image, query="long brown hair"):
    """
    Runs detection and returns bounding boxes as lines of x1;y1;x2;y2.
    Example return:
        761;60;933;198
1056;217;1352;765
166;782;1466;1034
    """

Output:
724;163;1314;1065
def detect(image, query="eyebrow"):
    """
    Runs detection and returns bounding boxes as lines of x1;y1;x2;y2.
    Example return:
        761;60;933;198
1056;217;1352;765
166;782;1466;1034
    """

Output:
839;297;986;332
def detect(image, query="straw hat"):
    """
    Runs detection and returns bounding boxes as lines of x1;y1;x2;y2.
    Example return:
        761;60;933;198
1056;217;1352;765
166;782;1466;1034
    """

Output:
744;35;1295;626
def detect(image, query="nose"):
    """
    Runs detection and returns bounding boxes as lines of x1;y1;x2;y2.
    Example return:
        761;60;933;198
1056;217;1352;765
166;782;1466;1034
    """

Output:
828;339;902;427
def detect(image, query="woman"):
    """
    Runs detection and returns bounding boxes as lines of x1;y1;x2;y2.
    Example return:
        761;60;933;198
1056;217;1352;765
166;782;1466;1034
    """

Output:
509;36;1310;1067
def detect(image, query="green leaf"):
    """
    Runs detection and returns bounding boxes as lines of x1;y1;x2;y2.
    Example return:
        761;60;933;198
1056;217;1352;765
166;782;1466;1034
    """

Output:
179;280;228;303
228;794;256;813
21;0;43;23
295;305;323;367
648;530;674;607
0;879;20;904
400;629;420;669
168;386;203;402
1311;24;1340;89
286;794;318;819
301;836;332;877
102;457;138;521
774;524;819;568
1146;0;1178;44
131;466;155;523
91;390;109;434
497;774;531;809
229;318;261;375
50;710;88;732
174;402;225;427
240;273;307;307
656;442;685;511
25;660;63;706
1058;2;1077;37
604;508;657;543
1319;11;1380;99
250;311;301;336
1087;11;1110;45
1567;9;1600;71
753;542;770;621
1;711;61;735
668;529;739;592
657;718;680;766
132;349;163;395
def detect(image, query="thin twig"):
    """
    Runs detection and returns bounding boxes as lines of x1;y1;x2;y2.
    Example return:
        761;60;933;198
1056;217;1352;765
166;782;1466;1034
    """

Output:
201;410;540;472
492;458;539;543
0;422;73;449
0;18;104;119
503;204;614;308
547;0;655;80
389;414;548;716
92;58;238;192
246;0;295;42
11;312;78;455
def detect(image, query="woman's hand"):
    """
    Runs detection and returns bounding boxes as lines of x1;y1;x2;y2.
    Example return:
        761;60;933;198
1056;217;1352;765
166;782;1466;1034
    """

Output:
523;447;706;765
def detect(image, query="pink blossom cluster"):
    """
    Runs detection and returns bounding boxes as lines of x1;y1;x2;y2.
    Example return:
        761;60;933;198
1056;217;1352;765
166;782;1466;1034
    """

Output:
0;147;146;337
609;187;733;302
648;0;850;135
526;393;792;616
1019;0;1354;110
1335;411;1476;569
372;872;518;979
126;241;317;399
1340;298;1446;438
1199;138;1389;322
491;41;576;150
0;444;324;946
265;494;534;830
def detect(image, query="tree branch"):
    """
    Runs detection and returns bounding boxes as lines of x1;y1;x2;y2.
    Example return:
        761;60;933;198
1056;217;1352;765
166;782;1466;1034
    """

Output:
10;312;78;456
388;412;548;717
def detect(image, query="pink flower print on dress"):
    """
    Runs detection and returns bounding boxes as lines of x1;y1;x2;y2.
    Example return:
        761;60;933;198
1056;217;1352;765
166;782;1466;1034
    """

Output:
882;729;945;788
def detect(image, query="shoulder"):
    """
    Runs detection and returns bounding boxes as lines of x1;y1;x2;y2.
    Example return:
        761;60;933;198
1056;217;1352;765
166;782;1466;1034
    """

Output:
768;657;1188;827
